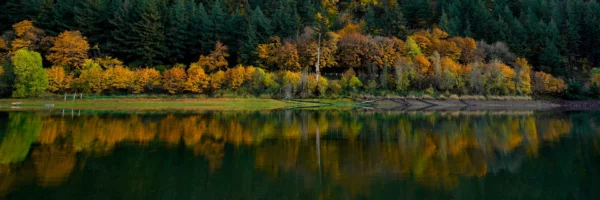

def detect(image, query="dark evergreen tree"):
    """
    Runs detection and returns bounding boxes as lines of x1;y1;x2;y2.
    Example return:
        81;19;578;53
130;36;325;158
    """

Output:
209;0;228;46
190;3;212;55
39;0;77;36
108;0;138;62
252;6;272;43
539;39;562;75
165;0;188;63
239;7;259;65
0;0;43;32
271;0;299;38
129;0;166;66
74;0;106;46
297;0;316;27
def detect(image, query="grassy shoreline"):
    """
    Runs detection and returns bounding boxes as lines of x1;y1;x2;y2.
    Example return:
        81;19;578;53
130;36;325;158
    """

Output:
0;98;359;111
1;97;598;111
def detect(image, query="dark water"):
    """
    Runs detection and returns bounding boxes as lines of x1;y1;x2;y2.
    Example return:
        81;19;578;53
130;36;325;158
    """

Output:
0;109;599;199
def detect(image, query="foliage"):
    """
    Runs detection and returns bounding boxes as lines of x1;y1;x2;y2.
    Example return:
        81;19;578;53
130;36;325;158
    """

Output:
11;49;48;97
0;1;596;98
258;36;301;71
162;66;187;94
78;59;105;94
184;64;209;93
532;71;567;95
133;68;162;94
47;31;89;71
46;66;72;93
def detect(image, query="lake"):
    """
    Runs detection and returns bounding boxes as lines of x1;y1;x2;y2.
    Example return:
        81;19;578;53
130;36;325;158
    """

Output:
0;109;599;199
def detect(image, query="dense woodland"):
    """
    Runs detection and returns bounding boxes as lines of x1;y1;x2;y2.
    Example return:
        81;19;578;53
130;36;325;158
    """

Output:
1;0;599;98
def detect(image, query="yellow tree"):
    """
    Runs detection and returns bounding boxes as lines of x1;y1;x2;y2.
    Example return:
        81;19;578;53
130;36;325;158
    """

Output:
209;70;226;93
377;37;405;68
193;42;229;72
514;58;532;95
162;67;187;94
104;66;135;91
132;68;162;94
413;54;431;81
226;66;246;90
532;71;567;94
185;64;210;93
10;20;46;52
47;31;90;71
46;66;73;93
258;37;301;71
297;30;339;69
448;37;477;63
78;59;106;94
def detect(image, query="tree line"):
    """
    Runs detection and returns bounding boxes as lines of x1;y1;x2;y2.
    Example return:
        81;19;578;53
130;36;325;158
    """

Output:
0;0;598;98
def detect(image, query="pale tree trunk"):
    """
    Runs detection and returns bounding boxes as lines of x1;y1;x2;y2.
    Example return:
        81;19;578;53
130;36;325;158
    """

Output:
315;33;321;87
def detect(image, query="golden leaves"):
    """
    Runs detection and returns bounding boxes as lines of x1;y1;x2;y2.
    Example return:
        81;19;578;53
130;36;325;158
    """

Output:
162;67;187;94
193;41;230;72
45;66;73;93
184;64;209;93
47;31;90;70
532;71;567;94
258;36;301;71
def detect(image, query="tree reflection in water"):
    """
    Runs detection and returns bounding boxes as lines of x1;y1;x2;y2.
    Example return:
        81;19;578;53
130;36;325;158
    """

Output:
0;110;598;199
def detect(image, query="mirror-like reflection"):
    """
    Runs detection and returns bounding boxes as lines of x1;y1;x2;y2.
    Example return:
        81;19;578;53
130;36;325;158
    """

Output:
0;110;599;199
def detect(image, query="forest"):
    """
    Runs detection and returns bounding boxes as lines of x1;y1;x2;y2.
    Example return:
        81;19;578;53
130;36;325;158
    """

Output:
1;0;599;99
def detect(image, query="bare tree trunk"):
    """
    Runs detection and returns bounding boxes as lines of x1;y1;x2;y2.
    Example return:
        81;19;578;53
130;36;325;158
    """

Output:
315;33;322;95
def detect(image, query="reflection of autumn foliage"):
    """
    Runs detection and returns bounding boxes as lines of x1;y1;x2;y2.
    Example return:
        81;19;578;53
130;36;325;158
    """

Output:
31;145;76;187
192;138;225;172
0;110;581;197
0;164;16;197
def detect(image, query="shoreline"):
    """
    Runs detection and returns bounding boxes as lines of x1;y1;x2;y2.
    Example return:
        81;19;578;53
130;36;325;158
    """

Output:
0;98;599;111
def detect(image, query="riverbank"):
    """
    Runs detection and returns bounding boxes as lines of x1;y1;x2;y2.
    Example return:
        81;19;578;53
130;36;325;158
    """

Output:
0;97;599;111
0;98;356;111
365;98;600;111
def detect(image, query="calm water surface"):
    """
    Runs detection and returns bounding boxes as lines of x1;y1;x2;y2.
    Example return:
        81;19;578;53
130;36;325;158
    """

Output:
0;109;599;199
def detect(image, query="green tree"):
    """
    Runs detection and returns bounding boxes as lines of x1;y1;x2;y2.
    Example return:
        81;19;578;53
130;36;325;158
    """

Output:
539;39;562;75
271;1;299;38
165;0;188;63
74;0;106;46
108;0;137;61
0;0;43;32
11;49;48;98
129;0;167;66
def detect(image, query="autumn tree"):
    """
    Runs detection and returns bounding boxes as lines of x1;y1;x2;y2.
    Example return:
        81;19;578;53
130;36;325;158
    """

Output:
514;58;532;95
337;32;382;80
104;66;134;92
47;31;90;71
405;37;422;58
46;66;72;93
257;36;301;71
184;63;209;93
532;71;567;95
209;70;226;94
448;37;477;63
78;59;105;94
162;66;187;94
11;49;48;97
132;68;162;94
394;57;416;92
297;29;339;69
8;20;47;52
195;41;229;72
226;66;246;90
